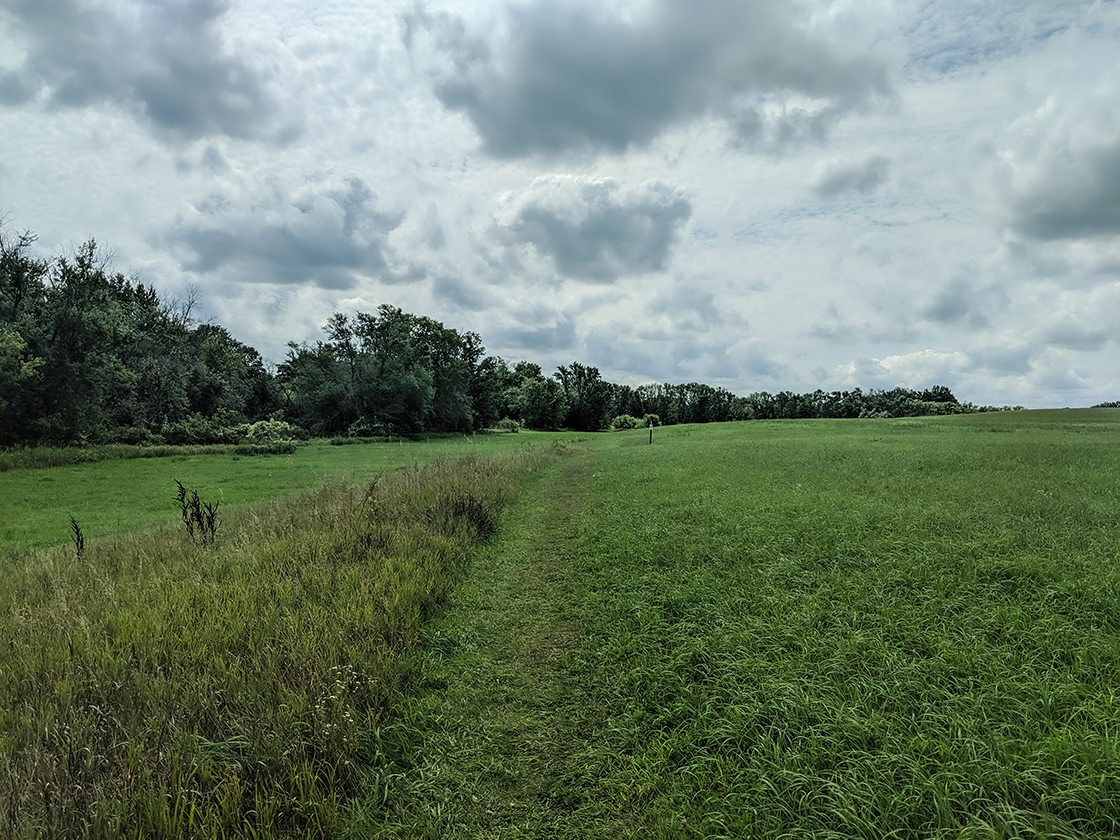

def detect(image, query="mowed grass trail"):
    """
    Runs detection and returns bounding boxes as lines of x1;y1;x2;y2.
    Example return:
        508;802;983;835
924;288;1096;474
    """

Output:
372;410;1120;838
0;431;585;551
350;448;608;838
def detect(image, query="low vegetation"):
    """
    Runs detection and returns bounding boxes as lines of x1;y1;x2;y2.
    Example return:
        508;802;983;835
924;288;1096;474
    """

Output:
2;410;1118;838
0;446;562;838
0;431;573;550
364;410;1120;838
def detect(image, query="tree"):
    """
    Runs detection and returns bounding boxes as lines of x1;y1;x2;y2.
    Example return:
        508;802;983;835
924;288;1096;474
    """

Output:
0;330;43;445
0;227;48;324
512;377;567;430
555;362;610;431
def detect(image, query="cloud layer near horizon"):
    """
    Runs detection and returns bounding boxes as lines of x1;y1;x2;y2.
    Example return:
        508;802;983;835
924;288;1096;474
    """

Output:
0;0;1117;407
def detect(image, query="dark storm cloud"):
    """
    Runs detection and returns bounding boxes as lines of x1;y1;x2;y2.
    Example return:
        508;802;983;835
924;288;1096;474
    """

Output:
814;155;891;197
408;0;892;157
1010;137;1120;240
168;175;402;290
498;175;691;282
1;0;299;142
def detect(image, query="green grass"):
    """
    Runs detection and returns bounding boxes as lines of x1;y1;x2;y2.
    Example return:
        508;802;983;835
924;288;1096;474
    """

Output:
363;409;1120;838
3;409;1119;837
0;431;585;552
0;445;567;838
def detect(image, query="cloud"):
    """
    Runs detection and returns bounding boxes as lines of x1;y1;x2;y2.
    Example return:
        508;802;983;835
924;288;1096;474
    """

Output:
0;0;300;142
647;280;744;334
832;349;971;390
903;2;1079;77
166;173;403;290
995;75;1120;242
919;277;991;328
813;155;891;197
431;273;495;312
495;175;691;282
1042;317;1108;351
407;0;892;157
1009;135;1120;240
488;303;576;354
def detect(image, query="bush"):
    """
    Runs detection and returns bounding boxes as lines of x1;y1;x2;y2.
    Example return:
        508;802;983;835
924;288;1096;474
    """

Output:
609;414;641;431
240;418;304;443
161;413;240;446
494;416;521;433
98;425;166;446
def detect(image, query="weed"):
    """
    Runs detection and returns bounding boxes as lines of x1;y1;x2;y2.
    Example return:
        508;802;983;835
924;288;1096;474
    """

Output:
68;514;84;561
174;480;219;545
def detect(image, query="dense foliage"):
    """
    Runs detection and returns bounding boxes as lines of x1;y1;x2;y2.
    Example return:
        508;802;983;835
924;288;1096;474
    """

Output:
1;226;977;446
0;233;275;447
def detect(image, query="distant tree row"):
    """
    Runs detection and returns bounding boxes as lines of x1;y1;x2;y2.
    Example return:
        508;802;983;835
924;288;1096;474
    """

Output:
1;227;974;447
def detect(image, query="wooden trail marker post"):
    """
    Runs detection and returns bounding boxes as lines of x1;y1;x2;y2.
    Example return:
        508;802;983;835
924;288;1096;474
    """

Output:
649;419;653;444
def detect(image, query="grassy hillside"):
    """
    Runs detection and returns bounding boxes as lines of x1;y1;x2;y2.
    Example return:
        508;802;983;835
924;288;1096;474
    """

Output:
2;409;1119;837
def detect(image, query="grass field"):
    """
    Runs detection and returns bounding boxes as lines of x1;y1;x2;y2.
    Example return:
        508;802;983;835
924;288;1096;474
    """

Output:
2;409;1119;837
0;431;581;552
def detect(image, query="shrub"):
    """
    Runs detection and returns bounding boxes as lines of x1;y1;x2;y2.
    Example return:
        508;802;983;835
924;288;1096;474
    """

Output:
241;418;304;443
98;425;166;446
610;414;641;431
494;416;521;433
161;413;240;445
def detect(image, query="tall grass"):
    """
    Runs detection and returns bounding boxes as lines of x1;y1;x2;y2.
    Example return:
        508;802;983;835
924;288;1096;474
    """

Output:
0;447;558;838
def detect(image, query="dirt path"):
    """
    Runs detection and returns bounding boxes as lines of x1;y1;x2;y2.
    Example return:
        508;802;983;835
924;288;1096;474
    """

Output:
362;451;618;839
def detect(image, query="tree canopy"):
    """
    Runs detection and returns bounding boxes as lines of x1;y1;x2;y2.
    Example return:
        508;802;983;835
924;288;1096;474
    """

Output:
0;225;977;447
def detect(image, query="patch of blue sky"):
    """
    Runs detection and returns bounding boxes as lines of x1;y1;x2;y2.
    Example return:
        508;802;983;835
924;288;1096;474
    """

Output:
901;1;1082;78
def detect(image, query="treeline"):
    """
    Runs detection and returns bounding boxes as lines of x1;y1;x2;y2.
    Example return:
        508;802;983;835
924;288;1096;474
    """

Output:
1;229;974;447
0;235;275;448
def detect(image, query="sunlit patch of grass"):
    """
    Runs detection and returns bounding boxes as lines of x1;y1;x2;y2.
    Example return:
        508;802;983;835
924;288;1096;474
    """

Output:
0;448;560;838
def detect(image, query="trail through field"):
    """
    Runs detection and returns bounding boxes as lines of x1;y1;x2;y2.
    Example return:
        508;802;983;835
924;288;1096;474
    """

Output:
357;450;622;838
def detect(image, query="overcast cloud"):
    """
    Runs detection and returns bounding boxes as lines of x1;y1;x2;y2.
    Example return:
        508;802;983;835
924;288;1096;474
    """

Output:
1;0;300;141
1;0;1118;407
496;175;691;281
410;0;893;157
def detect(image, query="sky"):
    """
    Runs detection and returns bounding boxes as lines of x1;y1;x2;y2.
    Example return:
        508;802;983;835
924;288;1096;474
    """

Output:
1;0;1118;408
